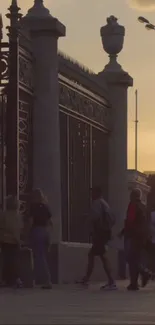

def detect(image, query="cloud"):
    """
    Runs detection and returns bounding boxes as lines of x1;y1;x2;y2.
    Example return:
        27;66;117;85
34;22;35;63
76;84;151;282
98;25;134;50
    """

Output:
129;0;155;11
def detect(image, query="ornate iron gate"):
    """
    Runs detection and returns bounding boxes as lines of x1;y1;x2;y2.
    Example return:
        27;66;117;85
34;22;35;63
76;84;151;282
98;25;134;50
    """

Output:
92;127;109;201
59;73;110;243
0;3;34;214
0;14;9;210
18;37;34;214
69;117;90;243
0;93;7;210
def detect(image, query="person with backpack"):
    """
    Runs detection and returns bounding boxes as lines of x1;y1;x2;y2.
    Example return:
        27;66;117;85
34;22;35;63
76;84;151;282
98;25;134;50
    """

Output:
119;188;150;291
80;186;117;290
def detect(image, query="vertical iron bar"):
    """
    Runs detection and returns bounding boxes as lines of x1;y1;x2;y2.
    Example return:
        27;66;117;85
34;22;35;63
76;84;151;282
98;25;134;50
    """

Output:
67;114;70;242
1;94;5;210
135;89;138;171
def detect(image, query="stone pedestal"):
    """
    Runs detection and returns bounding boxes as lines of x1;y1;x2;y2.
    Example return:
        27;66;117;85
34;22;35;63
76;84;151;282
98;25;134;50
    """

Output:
21;2;66;247
104;71;133;231
98;16;133;279
98;16;133;231
99;71;133;278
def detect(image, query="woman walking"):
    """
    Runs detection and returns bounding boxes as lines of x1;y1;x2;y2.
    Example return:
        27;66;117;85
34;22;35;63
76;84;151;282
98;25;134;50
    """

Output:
29;189;52;289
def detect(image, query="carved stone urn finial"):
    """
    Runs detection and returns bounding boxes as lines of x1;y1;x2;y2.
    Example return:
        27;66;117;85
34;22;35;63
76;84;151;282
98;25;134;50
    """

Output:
100;16;125;71
107;15;118;25
26;0;51;18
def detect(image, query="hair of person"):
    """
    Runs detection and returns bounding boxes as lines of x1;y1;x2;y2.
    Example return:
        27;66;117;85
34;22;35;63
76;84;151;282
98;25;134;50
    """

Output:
31;188;46;204
92;186;102;197
152;202;155;211
130;188;141;200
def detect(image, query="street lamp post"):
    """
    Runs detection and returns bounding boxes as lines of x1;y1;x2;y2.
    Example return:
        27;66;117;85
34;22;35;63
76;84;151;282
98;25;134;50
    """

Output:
138;16;155;30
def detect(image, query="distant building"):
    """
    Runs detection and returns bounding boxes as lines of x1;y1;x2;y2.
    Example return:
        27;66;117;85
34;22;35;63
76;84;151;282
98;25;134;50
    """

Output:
144;173;155;214
128;169;150;205
144;171;155;175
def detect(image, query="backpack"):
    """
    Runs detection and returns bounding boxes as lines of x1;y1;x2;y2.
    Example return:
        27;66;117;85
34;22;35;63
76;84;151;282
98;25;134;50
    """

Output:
0;210;22;244
100;199;115;232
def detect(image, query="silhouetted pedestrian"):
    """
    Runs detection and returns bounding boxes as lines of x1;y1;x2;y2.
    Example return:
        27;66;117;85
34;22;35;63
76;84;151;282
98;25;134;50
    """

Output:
79;186;117;290
0;196;23;288
120;189;150;291
29;189;52;289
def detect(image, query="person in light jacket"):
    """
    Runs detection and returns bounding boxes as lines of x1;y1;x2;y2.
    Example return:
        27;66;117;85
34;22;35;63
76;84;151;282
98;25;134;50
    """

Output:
0;195;23;288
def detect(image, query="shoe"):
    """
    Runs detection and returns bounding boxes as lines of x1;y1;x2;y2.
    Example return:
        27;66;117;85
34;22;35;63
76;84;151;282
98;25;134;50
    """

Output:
41;284;52;289
14;278;23;289
127;284;139;291
76;277;89;287
100;283;117;291
0;283;9;288
141;271;151;288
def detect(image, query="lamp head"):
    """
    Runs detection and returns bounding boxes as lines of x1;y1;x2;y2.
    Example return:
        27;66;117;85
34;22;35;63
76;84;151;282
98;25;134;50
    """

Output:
146;23;155;30
138;16;149;24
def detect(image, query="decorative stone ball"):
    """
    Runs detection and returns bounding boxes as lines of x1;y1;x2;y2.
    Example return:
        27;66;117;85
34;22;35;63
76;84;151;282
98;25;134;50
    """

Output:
100;16;125;56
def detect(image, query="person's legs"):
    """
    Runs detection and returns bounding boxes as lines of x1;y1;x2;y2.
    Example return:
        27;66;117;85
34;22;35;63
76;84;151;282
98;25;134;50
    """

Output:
127;242;141;290
82;248;95;284
138;243;151;287
1;243;11;286
128;261;139;289
39;247;51;288
10;244;22;287
31;227;51;288
150;243;155;275
99;246;117;290
100;253;114;285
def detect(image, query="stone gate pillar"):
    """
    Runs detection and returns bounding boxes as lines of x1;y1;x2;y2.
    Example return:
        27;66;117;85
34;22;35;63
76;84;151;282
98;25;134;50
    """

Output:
21;1;66;244
98;16;133;233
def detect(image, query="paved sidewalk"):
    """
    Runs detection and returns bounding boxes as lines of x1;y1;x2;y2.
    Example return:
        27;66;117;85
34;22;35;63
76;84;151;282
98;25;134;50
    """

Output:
1;281;155;324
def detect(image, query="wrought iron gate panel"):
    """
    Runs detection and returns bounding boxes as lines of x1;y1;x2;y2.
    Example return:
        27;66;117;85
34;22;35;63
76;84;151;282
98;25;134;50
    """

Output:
18;38;34;214
19;92;33;214
0;43;9;88
92;127;109;200
5;30;34;214
0;93;7;209
60;111;69;241
0;15;9;210
5;34;19;199
0;5;34;214
69;116;90;243
59;68;111;243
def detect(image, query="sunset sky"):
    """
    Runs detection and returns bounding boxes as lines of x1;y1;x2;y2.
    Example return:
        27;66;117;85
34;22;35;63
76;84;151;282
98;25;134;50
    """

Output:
1;0;155;172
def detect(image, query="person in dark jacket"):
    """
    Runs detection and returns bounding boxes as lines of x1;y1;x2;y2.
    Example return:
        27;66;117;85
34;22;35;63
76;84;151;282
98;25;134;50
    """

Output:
120;188;150;291
29;189;52;289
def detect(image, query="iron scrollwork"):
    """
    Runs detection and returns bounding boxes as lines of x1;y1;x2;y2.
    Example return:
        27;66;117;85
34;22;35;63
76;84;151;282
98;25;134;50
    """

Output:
19;141;28;193
19;101;30;195
0;44;9;87
59;82;110;128
19;54;34;91
18;40;34;215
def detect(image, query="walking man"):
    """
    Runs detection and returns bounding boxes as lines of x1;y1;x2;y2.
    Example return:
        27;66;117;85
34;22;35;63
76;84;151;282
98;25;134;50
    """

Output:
80;186;116;290
120;188;150;291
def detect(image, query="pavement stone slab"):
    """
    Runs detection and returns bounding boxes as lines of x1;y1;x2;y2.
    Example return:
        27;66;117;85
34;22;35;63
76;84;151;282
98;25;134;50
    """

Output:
1;281;155;324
